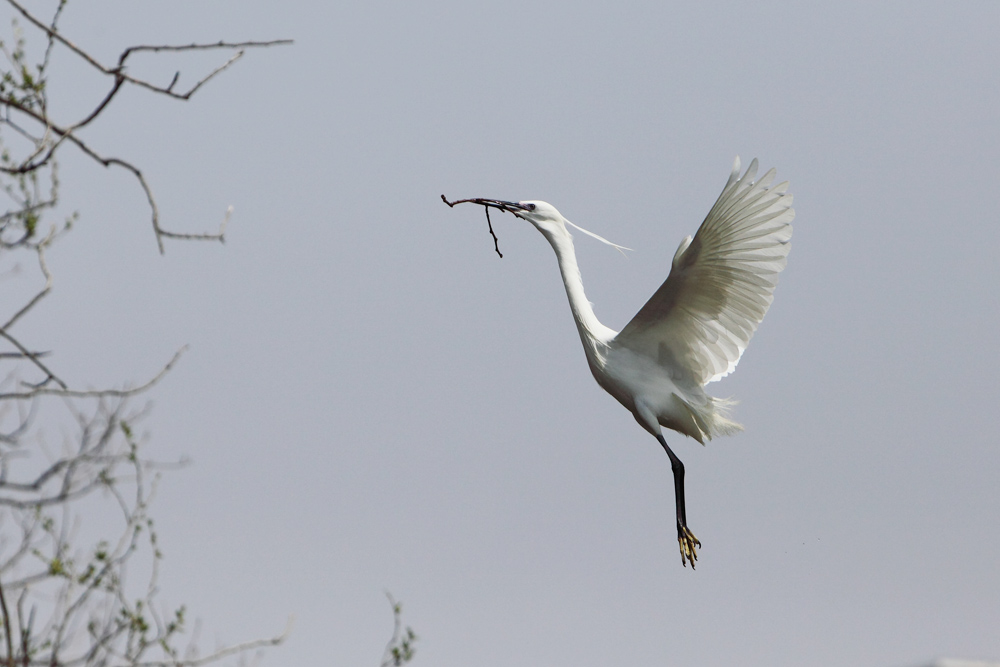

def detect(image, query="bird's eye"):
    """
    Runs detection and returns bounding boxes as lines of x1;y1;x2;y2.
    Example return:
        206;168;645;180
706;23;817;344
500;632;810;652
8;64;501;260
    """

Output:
523;203;536;211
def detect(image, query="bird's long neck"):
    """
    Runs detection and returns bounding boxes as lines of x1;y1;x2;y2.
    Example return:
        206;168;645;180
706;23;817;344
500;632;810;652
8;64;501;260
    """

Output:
544;230;616;365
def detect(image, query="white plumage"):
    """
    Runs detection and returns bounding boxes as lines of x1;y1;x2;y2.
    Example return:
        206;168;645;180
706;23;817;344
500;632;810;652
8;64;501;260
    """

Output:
445;157;794;568
613;157;793;439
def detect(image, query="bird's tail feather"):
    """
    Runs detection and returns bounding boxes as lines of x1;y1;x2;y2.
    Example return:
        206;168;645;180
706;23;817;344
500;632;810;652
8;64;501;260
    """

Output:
678;394;744;443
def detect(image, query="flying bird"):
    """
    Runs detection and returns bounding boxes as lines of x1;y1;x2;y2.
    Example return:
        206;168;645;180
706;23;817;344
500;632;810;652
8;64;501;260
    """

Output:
443;157;794;568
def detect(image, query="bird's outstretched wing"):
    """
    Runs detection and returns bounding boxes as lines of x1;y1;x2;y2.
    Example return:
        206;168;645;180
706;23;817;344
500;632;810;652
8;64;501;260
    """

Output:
614;157;794;386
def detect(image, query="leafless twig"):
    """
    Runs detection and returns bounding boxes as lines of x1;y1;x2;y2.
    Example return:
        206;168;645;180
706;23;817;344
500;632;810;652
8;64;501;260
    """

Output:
1;0;292;253
0;4;291;665
441;194;505;258
0;347;187;402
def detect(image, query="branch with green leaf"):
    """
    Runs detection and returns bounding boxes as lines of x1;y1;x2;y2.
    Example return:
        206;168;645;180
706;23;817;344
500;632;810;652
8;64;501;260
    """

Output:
0;2;294;665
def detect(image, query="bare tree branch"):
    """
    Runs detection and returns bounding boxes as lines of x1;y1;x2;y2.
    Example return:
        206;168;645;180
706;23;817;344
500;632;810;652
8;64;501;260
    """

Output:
0;347;186;401
1;0;292;252
0;329;65;391
131;618;293;667
0;575;14;666
0;4;292;665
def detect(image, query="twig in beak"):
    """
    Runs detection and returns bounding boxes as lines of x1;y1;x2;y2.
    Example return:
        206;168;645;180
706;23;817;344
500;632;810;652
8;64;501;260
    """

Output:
441;194;504;258
484;207;502;258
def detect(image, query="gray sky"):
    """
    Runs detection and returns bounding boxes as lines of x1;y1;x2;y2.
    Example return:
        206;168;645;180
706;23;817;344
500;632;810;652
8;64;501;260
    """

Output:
10;0;1000;665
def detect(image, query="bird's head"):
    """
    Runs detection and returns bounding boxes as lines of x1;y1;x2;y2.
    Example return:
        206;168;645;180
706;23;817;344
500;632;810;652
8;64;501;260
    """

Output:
509;200;570;239
441;195;632;256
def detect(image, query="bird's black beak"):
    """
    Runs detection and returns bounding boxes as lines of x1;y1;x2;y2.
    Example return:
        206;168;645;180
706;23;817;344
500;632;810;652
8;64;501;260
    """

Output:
440;196;529;219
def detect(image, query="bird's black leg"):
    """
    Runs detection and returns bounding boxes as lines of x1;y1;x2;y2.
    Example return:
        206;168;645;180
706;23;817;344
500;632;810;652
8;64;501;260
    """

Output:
656;433;700;568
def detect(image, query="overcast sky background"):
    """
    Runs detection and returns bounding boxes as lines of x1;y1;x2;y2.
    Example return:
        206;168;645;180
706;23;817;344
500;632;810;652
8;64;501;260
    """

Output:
4;1;999;666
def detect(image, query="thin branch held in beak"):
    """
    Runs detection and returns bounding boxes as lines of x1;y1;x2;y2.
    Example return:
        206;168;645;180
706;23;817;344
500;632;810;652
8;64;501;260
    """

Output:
484;206;501;258
442;194;522;258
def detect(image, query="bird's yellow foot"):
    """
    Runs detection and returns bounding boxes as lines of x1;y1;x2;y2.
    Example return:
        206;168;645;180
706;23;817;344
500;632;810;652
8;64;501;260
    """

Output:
678;526;701;568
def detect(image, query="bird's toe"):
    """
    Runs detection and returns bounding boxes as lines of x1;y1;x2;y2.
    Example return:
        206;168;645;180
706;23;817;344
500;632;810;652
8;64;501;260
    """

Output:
678;526;700;568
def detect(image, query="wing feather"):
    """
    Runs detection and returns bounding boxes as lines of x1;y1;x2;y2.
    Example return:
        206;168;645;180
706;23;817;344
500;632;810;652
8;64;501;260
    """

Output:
614;157;794;386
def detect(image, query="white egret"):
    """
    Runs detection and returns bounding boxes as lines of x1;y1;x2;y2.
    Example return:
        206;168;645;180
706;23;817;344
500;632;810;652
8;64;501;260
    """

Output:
443;157;794;568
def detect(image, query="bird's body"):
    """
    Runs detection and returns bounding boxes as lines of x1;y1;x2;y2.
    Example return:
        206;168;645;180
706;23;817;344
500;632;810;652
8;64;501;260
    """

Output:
536;214;745;445
444;157;794;567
